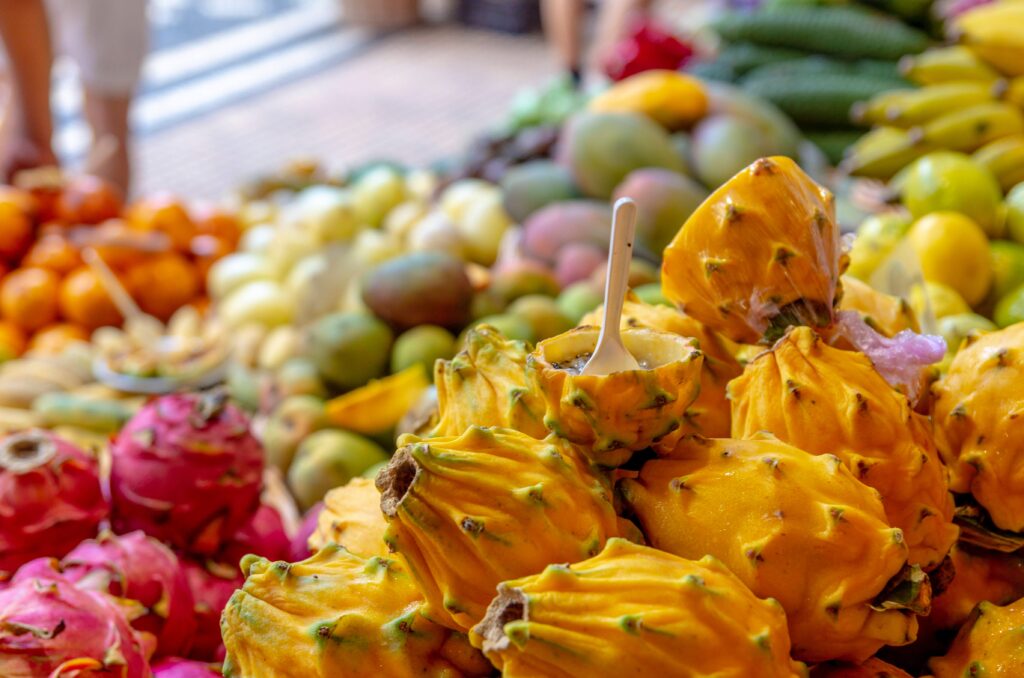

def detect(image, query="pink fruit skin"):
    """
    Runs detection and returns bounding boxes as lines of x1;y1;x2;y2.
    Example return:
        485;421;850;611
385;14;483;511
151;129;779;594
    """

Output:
109;393;264;556
290;502;323;562
0;571;151;677
219;505;291;567
0;431;108;578
181;558;242;662
521;201;611;264
60;531;197;659
152;657;221;677
555;243;606;288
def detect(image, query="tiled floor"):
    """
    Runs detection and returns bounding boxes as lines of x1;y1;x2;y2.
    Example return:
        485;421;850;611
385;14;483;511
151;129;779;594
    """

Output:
135;25;555;198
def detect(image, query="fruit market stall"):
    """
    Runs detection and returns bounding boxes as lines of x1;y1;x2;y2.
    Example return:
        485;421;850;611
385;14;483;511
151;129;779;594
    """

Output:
2;0;1024;675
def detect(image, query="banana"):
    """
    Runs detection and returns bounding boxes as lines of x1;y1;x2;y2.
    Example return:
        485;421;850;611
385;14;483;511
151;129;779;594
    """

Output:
914;101;1024;152
899;46;1001;85
956;3;1024;77
0;376;66;409
0;406;43;432
973;134;1024;190
0;358;87;391
841;127;935;180
1005;76;1024;109
854;81;998;127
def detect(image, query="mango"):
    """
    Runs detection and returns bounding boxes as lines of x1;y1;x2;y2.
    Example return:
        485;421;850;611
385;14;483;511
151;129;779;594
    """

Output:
309;312;393;391
613;168;708;255
263;395;328;474
287;429;389;511
361;252;473;330
501;160;579;223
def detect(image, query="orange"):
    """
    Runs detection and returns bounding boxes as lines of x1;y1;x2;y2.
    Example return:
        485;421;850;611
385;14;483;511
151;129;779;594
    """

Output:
23;233;82;275
124;252;200;321
0;321;27;361
127;195;195;252
59;266;123;330
28;323;89;355
190;234;232;283
55;175;123;225
0;268;60;331
195;206;242;247
0;190;36;263
91;219;146;270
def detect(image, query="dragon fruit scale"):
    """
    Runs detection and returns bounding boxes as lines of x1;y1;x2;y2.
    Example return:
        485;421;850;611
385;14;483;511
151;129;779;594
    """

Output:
152;657;221;677
928;596;1024;677
0;571;151;677
110;391;264;556
308;477;388;558
59;530;196;659
221;544;492;678
0;429;108;579
219;504;291;566
473;538;805;678
182;558;242;662
729;327;957;570
662;156;843;344
619;435;927;663
529;326;704;465
933;322;1024;535
377;426;622;632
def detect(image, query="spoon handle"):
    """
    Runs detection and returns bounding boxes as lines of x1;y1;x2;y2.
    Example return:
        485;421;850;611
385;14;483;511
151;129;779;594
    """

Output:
598;197;638;349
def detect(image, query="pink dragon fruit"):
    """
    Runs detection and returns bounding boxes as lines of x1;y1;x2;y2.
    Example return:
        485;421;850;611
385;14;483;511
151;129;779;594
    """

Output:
0;570;151;677
59;531;196;658
218;504;291;566
181;558;242;662
0;430;108;578
109;392;264;556
289;502;322;562
152;657;221;677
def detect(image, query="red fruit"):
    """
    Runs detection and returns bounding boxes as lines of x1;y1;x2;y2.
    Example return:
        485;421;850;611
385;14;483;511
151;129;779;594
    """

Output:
181;559;242;662
109;392;264;556
290;502;323;562
153;657;221;677
0;430;108;578
0;571;151;676
61;531;196;658
219;504;291;566
555;242;606;287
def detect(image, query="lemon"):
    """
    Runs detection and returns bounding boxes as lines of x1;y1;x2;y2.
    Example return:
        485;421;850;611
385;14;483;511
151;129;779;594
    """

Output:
909;281;971;321
936;313;997;354
846;213;913;281
1008;182;1024;245
907;212;993;306
901;152;1005;238
989;240;1024;301
995;284;1024;328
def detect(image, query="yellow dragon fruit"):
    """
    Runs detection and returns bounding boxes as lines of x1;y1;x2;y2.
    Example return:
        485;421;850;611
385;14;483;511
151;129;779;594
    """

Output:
927;596;1024;678
810;658;912;677
221;544;492;678
930;544;1024;630
933;323;1024;535
376;427;621;632
431;326;548;438
308;477;388;558
730;327;957;570
662;156;843;344
838;275;919;338
619;434;927;663
472;538;805;678
579;296;742;438
528;326;704;465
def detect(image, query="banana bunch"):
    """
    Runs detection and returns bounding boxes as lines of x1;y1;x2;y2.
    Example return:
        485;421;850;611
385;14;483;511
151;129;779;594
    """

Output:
0;344;96;432
844;1;1024;182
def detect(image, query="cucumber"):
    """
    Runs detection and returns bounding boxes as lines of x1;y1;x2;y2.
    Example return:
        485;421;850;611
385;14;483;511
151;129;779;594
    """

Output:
33;392;135;433
743;73;901;127
711;7;930;60
684;60;738;83
741;57;906;84
715;42;807;75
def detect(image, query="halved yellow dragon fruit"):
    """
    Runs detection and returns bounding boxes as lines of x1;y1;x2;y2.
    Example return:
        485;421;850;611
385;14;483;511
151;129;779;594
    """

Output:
528;326;703;465
730;327;957;570
619;434;927;663
662;156;843;344
473;538;805;678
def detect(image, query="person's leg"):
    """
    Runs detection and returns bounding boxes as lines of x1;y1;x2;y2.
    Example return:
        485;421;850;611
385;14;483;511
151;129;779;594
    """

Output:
591;0;653;70
541;0;586;85
82;91;131;193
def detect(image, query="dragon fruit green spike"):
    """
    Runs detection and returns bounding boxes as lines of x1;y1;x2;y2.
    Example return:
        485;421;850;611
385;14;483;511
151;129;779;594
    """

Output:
110;391;264;556
0;429;108;579
152;656;221;677
61;530;196;658
0;570;151;676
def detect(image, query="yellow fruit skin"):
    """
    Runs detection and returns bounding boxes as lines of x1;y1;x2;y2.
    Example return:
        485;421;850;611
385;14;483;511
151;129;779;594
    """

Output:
528;326;704;465
620;434;917;663
930;544;1024;630
221;545;490;678
580;297;742;438
907;212;993;307
730;328;957;569
956;2;1024;76
933;323;1024;531
430;326;548;438
972;134;1024;192
377;427;621;632
663;156;842;344
473;538;806;678
325;365;429;435
917;102;1024;152
928;597;1024;678
588;70;708;130
838;275;920;338
810;657;912;678
899;46;1001;85
855;82;996;128
308;477;389;557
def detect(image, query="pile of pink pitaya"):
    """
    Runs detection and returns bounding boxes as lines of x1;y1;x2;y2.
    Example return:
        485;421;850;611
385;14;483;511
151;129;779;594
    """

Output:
0;391;299;670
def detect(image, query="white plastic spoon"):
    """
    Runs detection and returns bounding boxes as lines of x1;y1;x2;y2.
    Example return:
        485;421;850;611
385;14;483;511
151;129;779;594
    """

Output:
581;197;641;375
